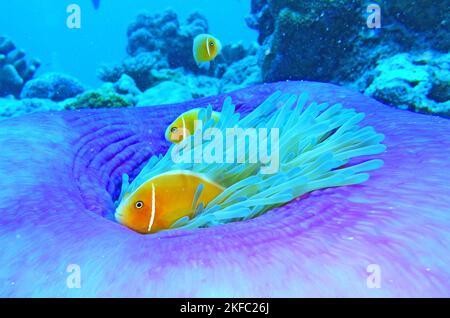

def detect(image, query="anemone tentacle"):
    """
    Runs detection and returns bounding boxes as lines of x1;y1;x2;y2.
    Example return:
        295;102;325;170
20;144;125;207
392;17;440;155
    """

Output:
118;91;386;229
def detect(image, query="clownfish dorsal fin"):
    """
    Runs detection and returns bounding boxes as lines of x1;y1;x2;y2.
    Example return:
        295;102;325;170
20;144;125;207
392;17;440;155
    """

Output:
206;37;212;57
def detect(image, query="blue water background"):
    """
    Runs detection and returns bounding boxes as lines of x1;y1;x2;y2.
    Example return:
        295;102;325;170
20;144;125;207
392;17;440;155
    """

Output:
0;0;256;87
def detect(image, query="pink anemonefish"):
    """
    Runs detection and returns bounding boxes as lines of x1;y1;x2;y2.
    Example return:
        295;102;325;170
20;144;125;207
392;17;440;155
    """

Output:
193;34;222;70
115;170;224;234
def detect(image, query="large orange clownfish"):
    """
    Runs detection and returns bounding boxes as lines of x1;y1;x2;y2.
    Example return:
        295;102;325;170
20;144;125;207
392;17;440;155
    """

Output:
115;170;224;234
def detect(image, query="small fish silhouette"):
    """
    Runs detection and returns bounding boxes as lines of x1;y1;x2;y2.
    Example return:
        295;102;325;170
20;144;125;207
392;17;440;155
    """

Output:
92;0;100;10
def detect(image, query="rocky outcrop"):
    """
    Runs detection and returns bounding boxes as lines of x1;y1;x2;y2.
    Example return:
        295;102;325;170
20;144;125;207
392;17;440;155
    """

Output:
0;36;40;97
246;0;449;116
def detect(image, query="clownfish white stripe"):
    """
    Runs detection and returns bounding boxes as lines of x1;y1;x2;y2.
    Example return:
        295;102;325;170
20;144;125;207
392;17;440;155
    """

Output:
206;37;211;57
182;116;187;140
147;182;156;232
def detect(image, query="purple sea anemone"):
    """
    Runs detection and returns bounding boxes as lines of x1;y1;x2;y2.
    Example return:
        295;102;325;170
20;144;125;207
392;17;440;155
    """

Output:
0;81;449;297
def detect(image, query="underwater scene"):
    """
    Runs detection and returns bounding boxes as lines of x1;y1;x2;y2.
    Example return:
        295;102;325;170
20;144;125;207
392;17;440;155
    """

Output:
0;0;449;298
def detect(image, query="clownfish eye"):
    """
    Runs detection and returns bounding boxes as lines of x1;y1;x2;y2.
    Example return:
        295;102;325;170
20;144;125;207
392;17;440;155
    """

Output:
135;201;144;209
171;127;178;133
210;41;214;46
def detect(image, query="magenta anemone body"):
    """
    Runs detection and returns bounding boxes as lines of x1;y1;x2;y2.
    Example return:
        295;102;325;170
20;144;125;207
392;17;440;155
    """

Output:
0;81;449;297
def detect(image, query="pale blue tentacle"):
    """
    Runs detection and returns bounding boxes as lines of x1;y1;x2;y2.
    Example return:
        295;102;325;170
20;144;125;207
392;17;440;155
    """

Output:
117;90;386;230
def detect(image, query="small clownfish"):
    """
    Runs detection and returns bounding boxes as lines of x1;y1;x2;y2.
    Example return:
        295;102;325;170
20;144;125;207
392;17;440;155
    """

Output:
115;170;224;234
193;34;222;70
165;108;221;143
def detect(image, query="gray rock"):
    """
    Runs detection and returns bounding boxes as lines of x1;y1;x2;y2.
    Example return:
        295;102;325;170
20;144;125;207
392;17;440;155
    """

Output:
222;56;262;93
0;98;62;120
114;74;141;96
97;52;169;91
0;36;40;97
359;52;449;117
21;72;85;101
247;0;449;84
137;81;193;106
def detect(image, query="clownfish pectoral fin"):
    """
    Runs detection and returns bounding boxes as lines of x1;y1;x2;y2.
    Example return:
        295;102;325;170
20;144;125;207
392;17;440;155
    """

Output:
198;61;211;70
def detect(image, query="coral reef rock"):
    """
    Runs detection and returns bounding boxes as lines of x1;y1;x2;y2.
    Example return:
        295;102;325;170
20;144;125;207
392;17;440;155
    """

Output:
246;0;450;116
222;55;262;93
387;0;449;50
0;97;62;120
98;9;211;88
114;74;141;97
0;36;40;98
98;9;262;96
62;85;134;110
137;75;223;106
98;52;170;91
127;9;208;72
247;0;362;82
220;41;259;66
182;75;221;99
137;81;193;106
358;52;449;117
21;72;85;102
